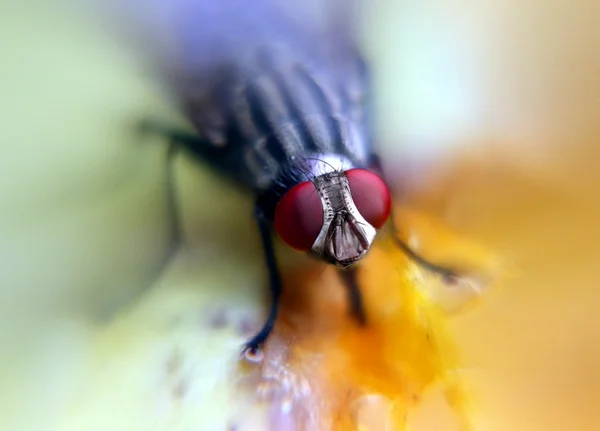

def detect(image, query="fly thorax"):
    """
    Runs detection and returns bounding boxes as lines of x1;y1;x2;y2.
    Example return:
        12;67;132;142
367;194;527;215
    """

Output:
310;171;377;266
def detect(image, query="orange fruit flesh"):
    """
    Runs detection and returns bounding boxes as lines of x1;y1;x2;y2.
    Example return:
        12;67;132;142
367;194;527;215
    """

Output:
236;206;497;430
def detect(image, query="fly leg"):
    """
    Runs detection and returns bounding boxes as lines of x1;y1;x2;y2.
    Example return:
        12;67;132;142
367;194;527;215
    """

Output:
140;120;282;355
368;153;460;283
338;266;366;325
139;119;218;154
242;202;283;356
135;121;187;272
163;140;183;256
137;119;233;256
387;231;458;282
138;119;244;182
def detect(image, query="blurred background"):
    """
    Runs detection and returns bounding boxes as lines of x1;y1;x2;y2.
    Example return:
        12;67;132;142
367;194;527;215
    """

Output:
1;0;599;429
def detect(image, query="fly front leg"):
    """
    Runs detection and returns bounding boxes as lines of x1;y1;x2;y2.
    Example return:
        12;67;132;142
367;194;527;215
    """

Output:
139;119;282;355
242;202;283;356
138;119;229;169
338;266;367;325
368;153;460;283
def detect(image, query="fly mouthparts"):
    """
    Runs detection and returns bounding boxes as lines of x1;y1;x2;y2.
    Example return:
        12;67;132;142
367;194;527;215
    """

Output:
310;171;378;266
326;216;370;266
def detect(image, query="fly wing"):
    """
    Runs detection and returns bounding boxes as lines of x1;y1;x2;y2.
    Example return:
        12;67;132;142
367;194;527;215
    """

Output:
103;0;371;156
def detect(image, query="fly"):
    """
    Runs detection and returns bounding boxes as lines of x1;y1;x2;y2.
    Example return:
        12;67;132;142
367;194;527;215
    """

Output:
128;0;460;357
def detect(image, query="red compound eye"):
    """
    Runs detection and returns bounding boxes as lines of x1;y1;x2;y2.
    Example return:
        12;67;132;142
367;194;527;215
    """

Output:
274;181;324;251
345;168;392;229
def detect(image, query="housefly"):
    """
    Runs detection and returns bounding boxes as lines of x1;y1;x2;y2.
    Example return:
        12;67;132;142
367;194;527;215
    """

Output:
112;0;459;356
